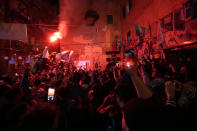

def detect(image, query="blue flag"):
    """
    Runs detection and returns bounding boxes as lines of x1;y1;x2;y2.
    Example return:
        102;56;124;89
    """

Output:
134;24;145;36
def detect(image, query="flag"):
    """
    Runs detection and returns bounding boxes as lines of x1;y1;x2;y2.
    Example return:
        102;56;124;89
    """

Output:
149;24;152;37
126;2;130;14
157;21;166;47
42;47;50;59
173;7;185;30
127;31;131;45
20;68;29;93
0;23;27;40
141;27;145;36
134;24;140;36
25;56;33;65
9;56;16;64
134;24;145;36
56;50;73;62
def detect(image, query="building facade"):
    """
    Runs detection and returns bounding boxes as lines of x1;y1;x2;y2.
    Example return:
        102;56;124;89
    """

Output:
120;0;197;61
59;0;122;69
0;0;59;75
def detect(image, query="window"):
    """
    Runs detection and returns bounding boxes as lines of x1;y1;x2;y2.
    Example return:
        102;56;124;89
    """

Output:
107;15;113;24
122;6;126;18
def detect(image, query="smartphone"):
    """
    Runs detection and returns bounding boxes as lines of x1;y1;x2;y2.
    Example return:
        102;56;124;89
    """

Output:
48;88;55;101
15;73;19;76
124;49;134;56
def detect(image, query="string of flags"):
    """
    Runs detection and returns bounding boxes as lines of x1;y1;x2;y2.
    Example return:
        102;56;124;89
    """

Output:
128;0;197;48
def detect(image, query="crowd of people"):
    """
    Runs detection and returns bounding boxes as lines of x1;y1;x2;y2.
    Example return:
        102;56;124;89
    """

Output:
0;54;197;131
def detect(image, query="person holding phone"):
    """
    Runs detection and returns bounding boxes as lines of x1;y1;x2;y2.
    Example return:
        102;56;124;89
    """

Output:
115;53;168;131
48;88;55;101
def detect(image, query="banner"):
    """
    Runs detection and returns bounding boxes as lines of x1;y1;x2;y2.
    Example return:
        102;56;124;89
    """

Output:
0;23;27;40
56;50;73;62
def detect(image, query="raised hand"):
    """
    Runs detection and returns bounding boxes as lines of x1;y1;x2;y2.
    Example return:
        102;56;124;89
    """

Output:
165;81;176;100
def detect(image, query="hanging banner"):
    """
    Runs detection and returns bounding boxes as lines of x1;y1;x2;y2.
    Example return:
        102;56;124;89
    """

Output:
0;23;27;40
56;50;73;62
